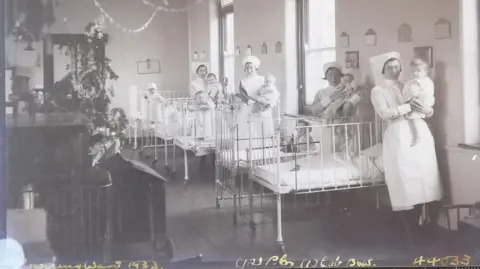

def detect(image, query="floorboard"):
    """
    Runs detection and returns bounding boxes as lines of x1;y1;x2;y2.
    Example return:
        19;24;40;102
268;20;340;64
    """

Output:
111;143;478;266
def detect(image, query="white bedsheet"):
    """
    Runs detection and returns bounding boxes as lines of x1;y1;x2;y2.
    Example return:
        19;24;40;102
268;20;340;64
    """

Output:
253;153;383;193
154;122;175;140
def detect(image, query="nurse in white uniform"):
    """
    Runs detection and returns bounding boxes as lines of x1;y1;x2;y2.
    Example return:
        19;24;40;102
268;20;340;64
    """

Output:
189;64;208;97
236;56;266;147
369;52;443;232
304;62;346;116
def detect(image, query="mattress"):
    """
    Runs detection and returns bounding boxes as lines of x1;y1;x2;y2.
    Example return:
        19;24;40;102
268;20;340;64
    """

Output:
252;153;383;193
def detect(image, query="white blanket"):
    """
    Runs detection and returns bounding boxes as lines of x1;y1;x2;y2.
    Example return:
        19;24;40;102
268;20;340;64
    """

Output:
253;153;383;193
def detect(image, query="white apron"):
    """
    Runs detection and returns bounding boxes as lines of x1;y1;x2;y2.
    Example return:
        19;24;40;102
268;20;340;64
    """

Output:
371;81;442;211
311;85;337;154
253;86;280;139
237;75;265;149
195;103;215;138
189;78;207;97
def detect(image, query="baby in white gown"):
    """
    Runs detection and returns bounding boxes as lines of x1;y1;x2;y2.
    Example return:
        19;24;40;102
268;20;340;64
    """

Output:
206;73;224;105
321;73;361;118
252;74;279;114
193;90;215;138
403;58;434;147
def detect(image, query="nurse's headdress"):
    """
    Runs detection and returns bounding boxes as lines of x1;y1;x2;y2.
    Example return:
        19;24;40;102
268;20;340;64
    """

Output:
322;62;343;80
243;56;261;70
148;82;157;90
369;51;402;86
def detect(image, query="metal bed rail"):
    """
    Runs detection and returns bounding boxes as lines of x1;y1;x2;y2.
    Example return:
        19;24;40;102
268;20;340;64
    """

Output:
134;90;190;169
245;114;385;253
214;102;282;223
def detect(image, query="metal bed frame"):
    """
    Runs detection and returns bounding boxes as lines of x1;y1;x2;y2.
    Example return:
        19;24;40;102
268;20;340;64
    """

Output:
215;108;385;252
173;98;217;190
214;103;281;220
245;115;385;253
132;90;189;171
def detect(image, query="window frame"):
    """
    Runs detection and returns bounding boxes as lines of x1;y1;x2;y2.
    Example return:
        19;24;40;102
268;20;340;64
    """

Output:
296;0;337;114
218;2;233;81
0;0;6;235
296;0;307;114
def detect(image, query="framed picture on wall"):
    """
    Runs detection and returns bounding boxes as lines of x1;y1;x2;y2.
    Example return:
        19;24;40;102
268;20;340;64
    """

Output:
137;58;161;74
413;46;434;68
345;51;359;69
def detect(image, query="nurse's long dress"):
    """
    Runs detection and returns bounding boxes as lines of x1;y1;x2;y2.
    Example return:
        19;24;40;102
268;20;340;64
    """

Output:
370;80;442;211
189;78;207;97
236;75;265;149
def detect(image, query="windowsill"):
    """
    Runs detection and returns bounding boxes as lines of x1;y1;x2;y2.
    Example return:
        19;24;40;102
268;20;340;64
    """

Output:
458;143;480;151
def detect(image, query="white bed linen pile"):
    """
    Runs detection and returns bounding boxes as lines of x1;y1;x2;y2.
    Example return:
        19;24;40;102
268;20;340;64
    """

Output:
253;152;383;192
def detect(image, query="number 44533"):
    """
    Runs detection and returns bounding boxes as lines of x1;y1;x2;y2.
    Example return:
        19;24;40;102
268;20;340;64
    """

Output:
412;255;471;266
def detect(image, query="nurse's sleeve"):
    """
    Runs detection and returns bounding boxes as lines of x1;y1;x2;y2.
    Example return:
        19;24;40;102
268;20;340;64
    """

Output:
313;90;332;107
189;82;197;97
423;79;435;107
320;97;332;107
371;86;412;120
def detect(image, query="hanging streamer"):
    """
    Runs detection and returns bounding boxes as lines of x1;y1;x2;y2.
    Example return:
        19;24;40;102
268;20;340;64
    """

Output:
92;0;204;34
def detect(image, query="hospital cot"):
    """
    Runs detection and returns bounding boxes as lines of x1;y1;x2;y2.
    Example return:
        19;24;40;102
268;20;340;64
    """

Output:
173;99;217;190
215;109;385;251
214;102;282;214
246;114;385;253
134;90;189;170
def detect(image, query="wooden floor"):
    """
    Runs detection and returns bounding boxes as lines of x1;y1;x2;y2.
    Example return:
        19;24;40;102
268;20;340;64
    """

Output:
114;143;477;266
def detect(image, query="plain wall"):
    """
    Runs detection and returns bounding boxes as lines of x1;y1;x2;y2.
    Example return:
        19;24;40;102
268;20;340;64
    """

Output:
233;0;298;114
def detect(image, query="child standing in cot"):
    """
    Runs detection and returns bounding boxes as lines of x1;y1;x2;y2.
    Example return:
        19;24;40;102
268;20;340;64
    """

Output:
206;73;224;105
142;82;165;126
404;58;435;147
283;120;319;153
193;90;215;138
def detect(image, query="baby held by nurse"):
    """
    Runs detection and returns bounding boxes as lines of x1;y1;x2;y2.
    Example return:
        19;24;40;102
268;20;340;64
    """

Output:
403;58;435;147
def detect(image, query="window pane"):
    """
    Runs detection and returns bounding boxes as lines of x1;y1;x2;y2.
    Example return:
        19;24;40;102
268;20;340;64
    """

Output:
224;55;235;94
308;0;336;48
225;13;234;54
305;49;336;104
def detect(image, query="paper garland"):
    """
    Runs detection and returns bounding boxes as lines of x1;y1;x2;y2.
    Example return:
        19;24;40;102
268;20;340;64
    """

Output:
93;0;204;34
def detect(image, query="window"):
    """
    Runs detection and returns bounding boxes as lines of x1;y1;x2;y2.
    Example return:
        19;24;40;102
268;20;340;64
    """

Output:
297;0;337;109
223;13;235;93
219;3;234;93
